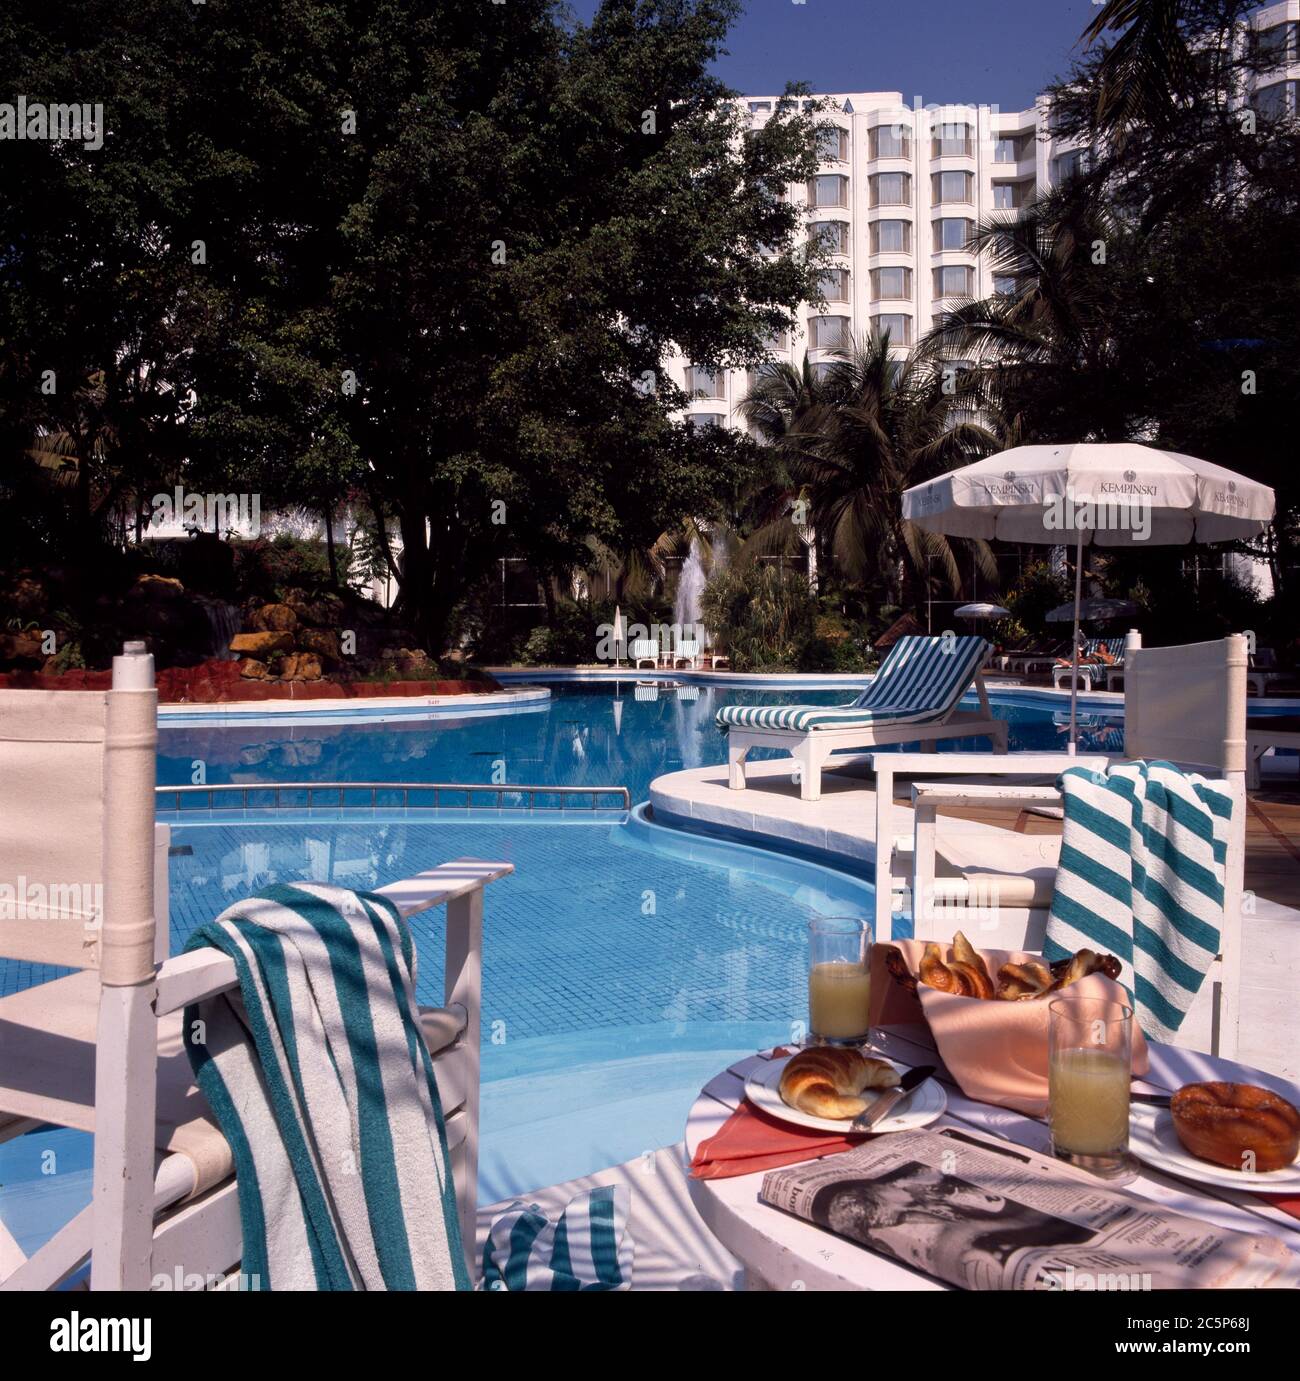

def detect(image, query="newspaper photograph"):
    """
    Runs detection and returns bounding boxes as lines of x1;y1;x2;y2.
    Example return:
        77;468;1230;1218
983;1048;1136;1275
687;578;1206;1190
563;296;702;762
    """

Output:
759;1127;1300;1290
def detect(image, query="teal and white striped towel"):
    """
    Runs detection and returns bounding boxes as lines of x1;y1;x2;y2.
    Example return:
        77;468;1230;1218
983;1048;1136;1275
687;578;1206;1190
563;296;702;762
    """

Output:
1045;760;1235;1043
184;882;469;1291
482;1186;634;1291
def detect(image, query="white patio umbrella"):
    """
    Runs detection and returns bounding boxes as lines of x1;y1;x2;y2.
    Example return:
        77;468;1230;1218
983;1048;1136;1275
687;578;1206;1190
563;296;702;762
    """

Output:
902;443;1275;749
954;602;1011;620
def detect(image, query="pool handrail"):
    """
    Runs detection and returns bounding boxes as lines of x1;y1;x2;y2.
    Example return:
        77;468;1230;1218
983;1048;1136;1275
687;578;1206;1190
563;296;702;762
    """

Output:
155;780;632;811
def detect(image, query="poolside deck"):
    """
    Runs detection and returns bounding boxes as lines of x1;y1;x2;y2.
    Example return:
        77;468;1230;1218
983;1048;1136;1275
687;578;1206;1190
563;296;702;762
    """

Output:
650;757;1300;1083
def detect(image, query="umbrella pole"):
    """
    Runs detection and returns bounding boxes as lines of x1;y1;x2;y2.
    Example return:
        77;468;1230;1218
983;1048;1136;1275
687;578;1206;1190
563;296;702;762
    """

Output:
1069;526;1083;755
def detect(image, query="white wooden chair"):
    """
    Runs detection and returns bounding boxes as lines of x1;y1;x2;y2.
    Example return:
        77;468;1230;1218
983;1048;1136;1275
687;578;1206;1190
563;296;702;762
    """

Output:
879;635;1248;1058
630;638;662;670
673;639;702;670
0;642;509;1289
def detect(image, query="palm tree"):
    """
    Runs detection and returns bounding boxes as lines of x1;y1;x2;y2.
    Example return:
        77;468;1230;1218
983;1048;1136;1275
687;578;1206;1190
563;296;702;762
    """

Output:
739;332;1001;606
1081;0;1195;144
920;186;1135;444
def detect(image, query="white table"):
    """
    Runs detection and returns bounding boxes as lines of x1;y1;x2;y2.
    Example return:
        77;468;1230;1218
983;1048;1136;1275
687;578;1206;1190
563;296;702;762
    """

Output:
685;1025;1300;1291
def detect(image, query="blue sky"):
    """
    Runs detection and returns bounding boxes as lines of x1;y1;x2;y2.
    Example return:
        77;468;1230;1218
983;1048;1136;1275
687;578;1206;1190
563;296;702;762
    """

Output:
571;0;1108;111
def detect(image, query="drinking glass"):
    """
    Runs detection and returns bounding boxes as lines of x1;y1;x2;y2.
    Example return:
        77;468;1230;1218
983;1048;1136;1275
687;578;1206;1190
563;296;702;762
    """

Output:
808;917;873;1047
1048;996;1137;1182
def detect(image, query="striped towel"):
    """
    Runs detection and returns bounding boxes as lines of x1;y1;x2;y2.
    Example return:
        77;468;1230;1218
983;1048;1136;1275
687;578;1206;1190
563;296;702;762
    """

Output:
481;1186;634;1291
1045;760;1235;1042
716;634;989;732
183;882;469;1291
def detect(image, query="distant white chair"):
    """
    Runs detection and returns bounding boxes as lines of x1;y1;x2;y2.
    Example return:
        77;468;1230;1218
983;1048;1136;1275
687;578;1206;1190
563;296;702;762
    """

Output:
673;639;702;670
630;639;662;670
0;642;509;1289
885;635;1248;1058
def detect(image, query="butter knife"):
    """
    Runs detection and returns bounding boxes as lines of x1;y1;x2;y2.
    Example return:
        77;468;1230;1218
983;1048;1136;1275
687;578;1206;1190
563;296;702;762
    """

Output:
851;1064;936;1132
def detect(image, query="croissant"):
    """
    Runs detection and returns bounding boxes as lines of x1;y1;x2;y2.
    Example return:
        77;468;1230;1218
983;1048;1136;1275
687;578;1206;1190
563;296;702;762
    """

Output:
996;960;1054;1000
778;1047;900;1120
919;942;964;994
951;931;993;994
1049;948;1122;990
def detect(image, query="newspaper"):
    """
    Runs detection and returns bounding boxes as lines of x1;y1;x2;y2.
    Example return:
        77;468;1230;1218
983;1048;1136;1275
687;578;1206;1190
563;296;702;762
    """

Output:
759;1127;1300;1290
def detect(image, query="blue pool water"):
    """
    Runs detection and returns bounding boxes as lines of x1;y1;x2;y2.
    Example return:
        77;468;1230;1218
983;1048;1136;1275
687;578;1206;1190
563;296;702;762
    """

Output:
1;680;1124;1237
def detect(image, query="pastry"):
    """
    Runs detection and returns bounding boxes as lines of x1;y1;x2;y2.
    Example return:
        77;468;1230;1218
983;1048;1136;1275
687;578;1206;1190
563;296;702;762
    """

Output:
951;930;993;993
778;1047;900;1120
1170;1082;1300;1173
995;960;1053;1000
919;942;963;994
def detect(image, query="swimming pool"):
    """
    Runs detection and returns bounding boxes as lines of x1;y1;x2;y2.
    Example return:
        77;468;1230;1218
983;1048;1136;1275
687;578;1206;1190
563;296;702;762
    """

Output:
1;681;1124;1237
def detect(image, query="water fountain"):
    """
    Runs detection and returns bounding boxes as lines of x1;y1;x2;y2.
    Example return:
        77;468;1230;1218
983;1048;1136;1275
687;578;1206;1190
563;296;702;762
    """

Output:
673;537;708;648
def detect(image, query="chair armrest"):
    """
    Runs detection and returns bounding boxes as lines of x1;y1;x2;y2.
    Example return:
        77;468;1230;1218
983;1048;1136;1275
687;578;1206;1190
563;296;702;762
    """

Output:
910;782;1063;810
154;948;239;1015
376;858;513;920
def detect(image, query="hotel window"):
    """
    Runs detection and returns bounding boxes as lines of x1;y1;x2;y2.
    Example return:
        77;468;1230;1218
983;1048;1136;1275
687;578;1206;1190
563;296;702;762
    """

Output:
869;124;911;159
817;126;849;161
814;220;850;254
932;310;960;331
684;366;723;399
933;265;973;297
1256;22;1297;67
809;315;850;349
992;273;1018;296
931;171;973;204
931;122;973;158
686;413;725;430
810;361;838;385
870;219;912;253
809;174;849;208
933;217;974;251
819;267;851;302
869;172;911;206
748;100;772;114
993;180;1030;210
871;313;912;346
993;136;1021;163
762;328;790;351
870;266;912;300
1054;149;1091;182
1257;81;1298;119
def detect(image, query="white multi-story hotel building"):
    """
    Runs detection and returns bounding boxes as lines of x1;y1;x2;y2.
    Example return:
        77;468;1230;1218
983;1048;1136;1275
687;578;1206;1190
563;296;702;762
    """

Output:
675;0;1300;434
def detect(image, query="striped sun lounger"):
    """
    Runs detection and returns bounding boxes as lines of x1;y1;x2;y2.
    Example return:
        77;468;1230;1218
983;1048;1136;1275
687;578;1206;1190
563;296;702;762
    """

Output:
184;882;470;1291
1044;760;1236;1043
717;634;1008;801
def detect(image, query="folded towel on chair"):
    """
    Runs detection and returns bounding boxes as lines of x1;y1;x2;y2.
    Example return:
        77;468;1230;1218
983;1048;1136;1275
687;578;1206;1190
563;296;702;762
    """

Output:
184;882;469;1291
1045;760;1235;1043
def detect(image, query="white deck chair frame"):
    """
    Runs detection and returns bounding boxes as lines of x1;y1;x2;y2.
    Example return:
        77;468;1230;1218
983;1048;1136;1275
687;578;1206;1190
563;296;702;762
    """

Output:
0;642;509;1290
878;634;1248;1058
727;651;1008;803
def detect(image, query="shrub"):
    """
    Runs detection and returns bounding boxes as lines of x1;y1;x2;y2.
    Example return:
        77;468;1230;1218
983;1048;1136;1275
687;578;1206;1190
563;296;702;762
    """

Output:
700;564;818;671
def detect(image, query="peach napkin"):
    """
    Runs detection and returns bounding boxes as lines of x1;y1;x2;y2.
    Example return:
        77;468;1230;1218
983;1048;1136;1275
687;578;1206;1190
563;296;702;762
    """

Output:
869;939;1149;1118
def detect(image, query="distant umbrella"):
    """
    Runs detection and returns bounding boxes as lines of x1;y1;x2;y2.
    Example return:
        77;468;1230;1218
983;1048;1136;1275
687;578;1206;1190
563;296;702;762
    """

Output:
955;602;1011;621
1046;597;1139;624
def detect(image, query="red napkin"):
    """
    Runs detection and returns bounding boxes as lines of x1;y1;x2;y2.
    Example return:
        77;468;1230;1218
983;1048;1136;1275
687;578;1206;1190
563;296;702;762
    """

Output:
1258;1193;1300;1220
689;1099;868;1180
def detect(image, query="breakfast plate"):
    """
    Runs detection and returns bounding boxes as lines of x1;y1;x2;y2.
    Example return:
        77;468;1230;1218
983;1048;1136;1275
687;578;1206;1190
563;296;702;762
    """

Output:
1128;1105;1300;1192
744;1055;947;1135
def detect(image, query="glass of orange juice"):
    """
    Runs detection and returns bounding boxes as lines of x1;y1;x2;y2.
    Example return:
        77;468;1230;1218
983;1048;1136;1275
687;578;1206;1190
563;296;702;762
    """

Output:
808;917;873;1047
1049;996;1137;1182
